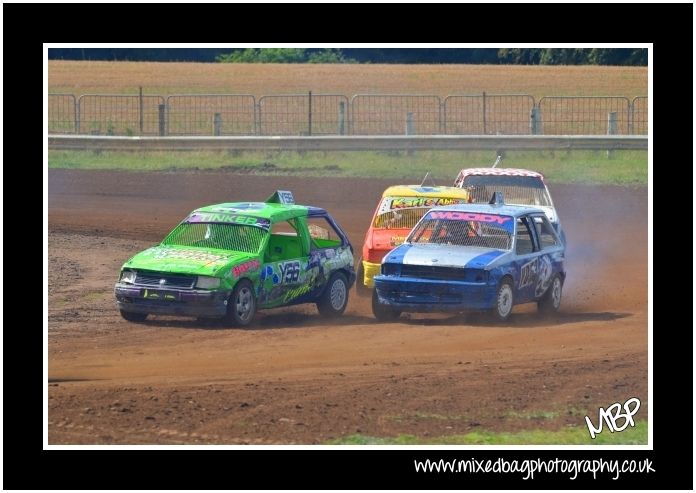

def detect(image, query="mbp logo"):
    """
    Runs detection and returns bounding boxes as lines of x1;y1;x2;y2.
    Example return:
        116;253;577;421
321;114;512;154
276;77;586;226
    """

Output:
584;397;641;439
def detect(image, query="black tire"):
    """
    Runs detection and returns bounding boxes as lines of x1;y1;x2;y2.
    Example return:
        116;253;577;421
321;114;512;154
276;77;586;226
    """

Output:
120;310;148;322
317;272;349;318
491;278;514;322
355;258;370;297
538;274;562;315
371;289;401;321
225;279;256;327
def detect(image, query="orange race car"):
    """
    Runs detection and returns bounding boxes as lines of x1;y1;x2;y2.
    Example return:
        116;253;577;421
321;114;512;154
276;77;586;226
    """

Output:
356;185;470;294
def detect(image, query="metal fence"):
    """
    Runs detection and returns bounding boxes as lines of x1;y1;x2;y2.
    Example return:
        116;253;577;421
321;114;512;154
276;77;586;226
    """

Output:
78;94;165;135
166;94;256;135
258;94;348;135
443;94;535;135
48;91;649;136
630;96;648;135
48;94;77;133
537;96;630;135
350;95;441;135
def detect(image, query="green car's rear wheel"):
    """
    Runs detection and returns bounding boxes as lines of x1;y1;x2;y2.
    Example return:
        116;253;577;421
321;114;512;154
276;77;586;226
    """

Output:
317;272;349;317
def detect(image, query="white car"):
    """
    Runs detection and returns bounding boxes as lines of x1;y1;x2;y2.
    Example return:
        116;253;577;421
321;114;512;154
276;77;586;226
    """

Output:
454;167;566;244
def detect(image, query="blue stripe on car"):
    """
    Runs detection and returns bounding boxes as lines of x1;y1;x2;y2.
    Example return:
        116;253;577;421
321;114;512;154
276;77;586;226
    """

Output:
384;243;411;264
464;250;505;269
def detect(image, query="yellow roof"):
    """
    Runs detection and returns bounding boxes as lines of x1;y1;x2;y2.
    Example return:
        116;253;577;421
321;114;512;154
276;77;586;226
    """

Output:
382;185;469;199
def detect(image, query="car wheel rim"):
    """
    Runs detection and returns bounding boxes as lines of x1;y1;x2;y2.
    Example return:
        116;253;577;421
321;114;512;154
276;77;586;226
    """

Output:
236;287;253;321
498;284;512;317
330;279;347;310
552;278;562;308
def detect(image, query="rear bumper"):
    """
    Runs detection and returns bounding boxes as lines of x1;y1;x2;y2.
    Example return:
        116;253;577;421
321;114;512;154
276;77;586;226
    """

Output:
373;275;497;312
361;260;382;288
114;283;230;318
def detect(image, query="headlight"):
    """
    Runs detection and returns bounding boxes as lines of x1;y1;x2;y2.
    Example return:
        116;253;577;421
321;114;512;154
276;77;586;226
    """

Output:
196;276;221;289
120;270;136;284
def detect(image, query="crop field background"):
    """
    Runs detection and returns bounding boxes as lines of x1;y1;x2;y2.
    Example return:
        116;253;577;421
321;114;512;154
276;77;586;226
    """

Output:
48;61;647;98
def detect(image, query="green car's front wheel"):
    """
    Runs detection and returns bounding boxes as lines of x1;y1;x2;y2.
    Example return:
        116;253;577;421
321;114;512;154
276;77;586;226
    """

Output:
317;272;349;318
226;279;256;327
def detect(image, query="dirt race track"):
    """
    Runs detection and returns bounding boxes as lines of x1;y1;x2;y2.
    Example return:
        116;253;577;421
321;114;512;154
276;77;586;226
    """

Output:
48;169;648;444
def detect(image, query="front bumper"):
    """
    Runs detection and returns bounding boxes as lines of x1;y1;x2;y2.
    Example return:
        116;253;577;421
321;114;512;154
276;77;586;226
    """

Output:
373;275;497;312
115;283;231;318
361;260;382;288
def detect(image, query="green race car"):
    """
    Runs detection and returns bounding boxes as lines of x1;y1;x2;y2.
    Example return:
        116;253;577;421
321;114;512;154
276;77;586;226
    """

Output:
115;191;355;326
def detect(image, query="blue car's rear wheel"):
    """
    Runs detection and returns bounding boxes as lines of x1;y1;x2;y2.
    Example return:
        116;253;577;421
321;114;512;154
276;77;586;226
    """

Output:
538;274;562;315
492;278;514;322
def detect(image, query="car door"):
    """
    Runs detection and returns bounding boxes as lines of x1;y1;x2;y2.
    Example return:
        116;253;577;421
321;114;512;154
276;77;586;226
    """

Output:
530;213;564;299
258;219;309;308
512;215;542;303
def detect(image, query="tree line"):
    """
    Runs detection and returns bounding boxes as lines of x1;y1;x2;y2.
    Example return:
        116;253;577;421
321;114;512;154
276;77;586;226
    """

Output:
48;48;647;66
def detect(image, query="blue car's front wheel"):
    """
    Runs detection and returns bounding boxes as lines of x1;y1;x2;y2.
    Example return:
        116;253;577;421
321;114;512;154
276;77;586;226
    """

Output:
371;289;401;322
492;278;514;322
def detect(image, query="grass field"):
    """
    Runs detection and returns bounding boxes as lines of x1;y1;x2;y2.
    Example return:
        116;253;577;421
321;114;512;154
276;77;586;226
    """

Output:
48;149;648;185
328;420;648;445
48;61;647;98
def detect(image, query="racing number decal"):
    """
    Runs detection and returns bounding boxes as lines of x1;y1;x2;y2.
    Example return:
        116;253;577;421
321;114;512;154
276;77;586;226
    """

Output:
279;261;301;284
519;259;536;289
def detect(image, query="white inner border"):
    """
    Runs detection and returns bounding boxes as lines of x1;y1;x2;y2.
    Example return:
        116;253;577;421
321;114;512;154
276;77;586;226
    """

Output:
43;42;653;451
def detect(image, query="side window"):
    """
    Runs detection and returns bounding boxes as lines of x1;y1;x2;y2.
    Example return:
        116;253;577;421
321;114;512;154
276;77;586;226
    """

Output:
265;220;303;262
306;216;343;250
533;215;559;249
515;217;535;255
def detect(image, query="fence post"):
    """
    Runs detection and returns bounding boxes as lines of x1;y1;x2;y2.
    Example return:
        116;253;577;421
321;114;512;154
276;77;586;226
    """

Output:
530;107;542;135
75;96;80;134
139;86;144;135
308;91;312;136
158;104;166;136
405;112;414;155
482;91;487;134
606;111;617;159
338;101;345;135
213;113;222;136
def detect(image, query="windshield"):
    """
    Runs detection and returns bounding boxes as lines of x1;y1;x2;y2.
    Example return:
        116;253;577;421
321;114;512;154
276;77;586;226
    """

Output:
408;210;514;250
374;207;430;230
161;223;267;254
373;196;469;230
462;175;552;207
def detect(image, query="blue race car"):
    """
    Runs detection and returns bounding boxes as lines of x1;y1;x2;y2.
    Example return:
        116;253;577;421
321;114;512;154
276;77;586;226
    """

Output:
372;194;566;321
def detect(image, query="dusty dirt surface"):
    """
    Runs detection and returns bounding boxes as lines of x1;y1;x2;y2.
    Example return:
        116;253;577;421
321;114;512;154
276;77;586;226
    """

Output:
48;170;648;444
